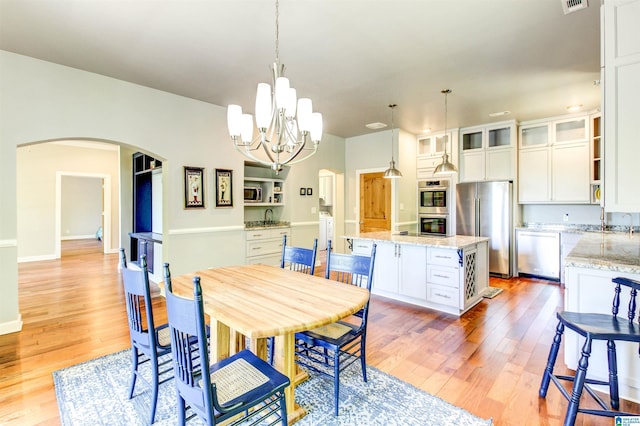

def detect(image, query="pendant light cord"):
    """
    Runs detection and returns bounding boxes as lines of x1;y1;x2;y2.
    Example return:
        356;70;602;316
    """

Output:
442;89;451;155
389;103;397;160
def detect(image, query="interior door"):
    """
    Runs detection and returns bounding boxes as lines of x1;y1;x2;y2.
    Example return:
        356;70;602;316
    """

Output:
359;172;390;232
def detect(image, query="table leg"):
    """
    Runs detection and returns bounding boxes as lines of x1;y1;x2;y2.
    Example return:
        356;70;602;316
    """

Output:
275;334;306;424
209;319;230;363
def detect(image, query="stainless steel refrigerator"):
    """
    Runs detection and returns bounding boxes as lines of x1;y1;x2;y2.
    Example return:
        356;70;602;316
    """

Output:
456;181;512;277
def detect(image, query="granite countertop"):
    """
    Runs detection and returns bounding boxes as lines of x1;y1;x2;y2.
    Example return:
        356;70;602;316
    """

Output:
245;221;291;230
565;232;640;274
345;231;489;250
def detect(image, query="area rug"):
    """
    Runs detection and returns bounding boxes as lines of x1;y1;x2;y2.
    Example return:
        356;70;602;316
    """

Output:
54;350;492;426
482;287;504;299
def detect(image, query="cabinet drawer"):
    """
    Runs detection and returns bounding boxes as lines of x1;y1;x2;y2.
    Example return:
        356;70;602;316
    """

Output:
246;228;290;241
428;248;460;268
246;238;284;257
246;230;272;241
352;239;373;255
427;265;459;288
270;228;290;240
427;283;460;308
417;157;442;169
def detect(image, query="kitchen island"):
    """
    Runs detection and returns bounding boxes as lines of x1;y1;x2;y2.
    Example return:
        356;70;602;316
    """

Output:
564;231;640;403
346;232;490;316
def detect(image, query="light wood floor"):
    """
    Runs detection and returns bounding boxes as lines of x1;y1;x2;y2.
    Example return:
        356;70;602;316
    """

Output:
1;240;638;425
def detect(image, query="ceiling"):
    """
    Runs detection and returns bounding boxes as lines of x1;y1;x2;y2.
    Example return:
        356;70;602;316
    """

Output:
0;0;601;139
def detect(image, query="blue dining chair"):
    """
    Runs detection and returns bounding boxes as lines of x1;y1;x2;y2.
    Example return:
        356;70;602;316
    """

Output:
119;248;172;424
280;234;318;275
164;274;290;425
294;240;377;416
539;276;640;425
265;235;319;364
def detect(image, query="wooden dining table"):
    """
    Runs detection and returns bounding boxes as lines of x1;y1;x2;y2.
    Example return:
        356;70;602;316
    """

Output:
165;263;370;424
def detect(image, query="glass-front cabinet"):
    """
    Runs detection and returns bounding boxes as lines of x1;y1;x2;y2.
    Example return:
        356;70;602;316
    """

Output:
416;129;458;179
459;120;516;182
518;114;590;204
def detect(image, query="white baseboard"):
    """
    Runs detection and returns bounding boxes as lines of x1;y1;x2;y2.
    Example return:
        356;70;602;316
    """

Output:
61;234;97;241
18;254;57;263
0;314;22;335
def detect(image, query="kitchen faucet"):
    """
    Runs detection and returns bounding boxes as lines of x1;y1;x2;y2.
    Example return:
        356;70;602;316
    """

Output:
622;213;634;237
264;208;273;225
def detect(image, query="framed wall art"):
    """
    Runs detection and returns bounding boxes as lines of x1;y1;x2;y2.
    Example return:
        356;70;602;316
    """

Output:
215;168;233;208
184;166;205;209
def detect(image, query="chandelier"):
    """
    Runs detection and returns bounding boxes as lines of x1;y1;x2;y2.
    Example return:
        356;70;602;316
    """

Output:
226;0;323;173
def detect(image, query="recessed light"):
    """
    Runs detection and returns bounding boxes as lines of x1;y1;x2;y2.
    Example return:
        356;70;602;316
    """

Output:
489;110;511;117
567;104;583;112
422;128;432;133
365;122;387;130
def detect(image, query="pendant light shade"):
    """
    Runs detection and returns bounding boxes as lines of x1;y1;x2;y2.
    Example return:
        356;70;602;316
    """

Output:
384;104;402;179
434;89;458;176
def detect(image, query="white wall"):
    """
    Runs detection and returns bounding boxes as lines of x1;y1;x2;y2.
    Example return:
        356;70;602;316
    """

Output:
61;175;103;239
0;51;347;334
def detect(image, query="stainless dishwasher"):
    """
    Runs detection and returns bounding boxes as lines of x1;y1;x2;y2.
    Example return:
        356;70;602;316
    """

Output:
516;229;560;281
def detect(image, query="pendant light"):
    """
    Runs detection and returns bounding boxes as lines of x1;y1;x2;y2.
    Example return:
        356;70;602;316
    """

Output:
434;89;458;175
384;104;402;179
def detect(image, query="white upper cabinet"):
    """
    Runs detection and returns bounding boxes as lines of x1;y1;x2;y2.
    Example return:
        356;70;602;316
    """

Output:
603;0;640;212
416;129;458;179
459;120;516;183
518;115;590;204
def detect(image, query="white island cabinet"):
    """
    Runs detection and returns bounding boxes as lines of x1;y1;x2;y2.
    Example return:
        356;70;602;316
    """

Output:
349;232;489;316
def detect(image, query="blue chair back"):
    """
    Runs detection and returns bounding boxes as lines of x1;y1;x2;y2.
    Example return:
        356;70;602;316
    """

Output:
120;249;159;355
325;240;376;290
165;275;219;420
325;239;377;326
281;234;318;275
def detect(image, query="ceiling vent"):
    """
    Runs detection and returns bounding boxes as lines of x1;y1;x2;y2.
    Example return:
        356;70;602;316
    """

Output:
561;0;588;15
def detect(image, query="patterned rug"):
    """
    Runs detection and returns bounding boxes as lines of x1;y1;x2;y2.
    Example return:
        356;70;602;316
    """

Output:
54;350;492;426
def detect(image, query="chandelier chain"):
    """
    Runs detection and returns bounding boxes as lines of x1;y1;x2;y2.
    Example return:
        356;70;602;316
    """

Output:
275;0;280;64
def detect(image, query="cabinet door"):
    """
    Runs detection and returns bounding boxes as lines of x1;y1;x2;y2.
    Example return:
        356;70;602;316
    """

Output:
372;242;398;293
552;142;590;203
460;151;485;182
603;0;640;212
398;244;427;299
518;148;550;203
486;147;515;181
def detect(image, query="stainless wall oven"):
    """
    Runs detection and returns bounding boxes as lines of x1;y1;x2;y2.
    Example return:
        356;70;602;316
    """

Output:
418;214;449;236
418;179;449;214
418;178;452;236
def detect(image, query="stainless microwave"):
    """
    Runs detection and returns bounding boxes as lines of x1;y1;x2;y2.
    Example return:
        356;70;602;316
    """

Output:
244;186;262;202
